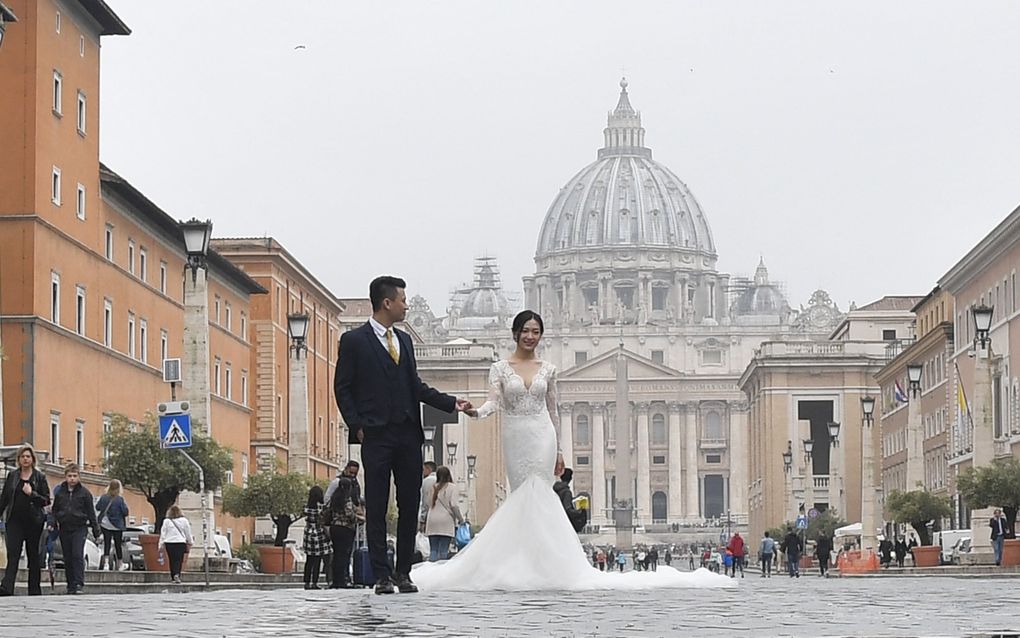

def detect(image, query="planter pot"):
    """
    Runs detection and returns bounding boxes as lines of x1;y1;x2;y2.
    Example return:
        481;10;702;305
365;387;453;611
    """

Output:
257;545;294;574
799;555;814;569
912;545;941;568
139;534;189;572
1002;539;1020;567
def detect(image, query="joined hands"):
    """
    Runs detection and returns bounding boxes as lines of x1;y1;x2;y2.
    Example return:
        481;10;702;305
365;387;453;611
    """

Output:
456;399;478;417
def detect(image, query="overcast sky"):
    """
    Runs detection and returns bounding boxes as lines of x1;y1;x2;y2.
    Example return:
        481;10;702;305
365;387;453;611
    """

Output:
99;1;1020;316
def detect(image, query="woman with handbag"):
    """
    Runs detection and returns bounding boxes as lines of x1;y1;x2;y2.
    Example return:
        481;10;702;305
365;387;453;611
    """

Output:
327;477;362;588
0;444;51;596
158;505;194;584
425;466;463;561
302;485;330;589
95;479;129;571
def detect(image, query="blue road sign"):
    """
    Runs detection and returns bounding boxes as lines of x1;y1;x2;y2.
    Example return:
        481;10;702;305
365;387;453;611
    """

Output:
159;414;192;449
796;515;809;530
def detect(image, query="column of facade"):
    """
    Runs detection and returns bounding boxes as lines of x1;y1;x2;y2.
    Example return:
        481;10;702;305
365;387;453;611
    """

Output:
969;345;995;559
672;273;685;321
684;403;700;520
591;403;607;525
667;403;683;523
559;404;574;467
905;388;924;490
728;403;748;522
636;403;651;524
523;276;537;310
598;272;613;321
562;274;576;321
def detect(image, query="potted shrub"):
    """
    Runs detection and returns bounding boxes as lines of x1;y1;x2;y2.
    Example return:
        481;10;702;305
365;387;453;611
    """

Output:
103;414;233;571
885;490;953;567
221;471;311;574
957;458;1020;566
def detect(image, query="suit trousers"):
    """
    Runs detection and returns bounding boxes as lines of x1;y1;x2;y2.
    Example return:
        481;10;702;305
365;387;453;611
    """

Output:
360;423;423;579
1;516;44;595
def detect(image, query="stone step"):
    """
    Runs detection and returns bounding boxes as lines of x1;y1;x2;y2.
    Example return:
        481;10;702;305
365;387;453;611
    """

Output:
8;580;311;595
14;567;303;584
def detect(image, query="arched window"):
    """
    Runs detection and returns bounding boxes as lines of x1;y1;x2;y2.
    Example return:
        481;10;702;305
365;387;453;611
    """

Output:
651;413;667;445
704;411;724;439
652;491;668;522
576;414;591;446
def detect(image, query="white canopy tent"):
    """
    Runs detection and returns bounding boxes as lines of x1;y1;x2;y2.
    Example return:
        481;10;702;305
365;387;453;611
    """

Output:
834;523;863;537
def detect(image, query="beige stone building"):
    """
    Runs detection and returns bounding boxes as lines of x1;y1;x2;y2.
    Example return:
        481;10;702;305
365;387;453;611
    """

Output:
741;297;920;545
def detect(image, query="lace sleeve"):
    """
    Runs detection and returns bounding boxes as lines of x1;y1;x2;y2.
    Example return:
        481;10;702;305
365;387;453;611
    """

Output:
545;365;561;449
473;363;502;419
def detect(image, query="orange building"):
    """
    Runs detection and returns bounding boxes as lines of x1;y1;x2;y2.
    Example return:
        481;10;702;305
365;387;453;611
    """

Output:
0;0;265;547
212;238;345;482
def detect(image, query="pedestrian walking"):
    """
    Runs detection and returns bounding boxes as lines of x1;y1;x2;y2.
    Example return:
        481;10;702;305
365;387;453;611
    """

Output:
649;547;659;571
158;505;194;584
0;444;51;596
597;548;607;571
302;485;331;589
781;527;802;578
726;533;745;578
815;533;833;577
991;509;1009;566
328;476;362;588
425;466;463;562
878;537;893;568
616;551;626;572
52;463;100;594
95;479;129;571
894;537;908;568
688;550;696;570
759;531;776;578
663;549;672;567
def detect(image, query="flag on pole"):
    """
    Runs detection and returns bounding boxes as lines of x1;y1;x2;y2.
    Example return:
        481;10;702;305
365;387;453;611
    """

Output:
955;361;972;425
894;379;908;404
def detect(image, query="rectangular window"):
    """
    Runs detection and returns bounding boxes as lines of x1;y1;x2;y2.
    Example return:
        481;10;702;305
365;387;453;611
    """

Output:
80;35;85;57
702;350;722;365
707;282;716;318
103;299;112;347
51;166;61;205
50;272;60;324
139;319;148;363
139;248;148;283
651;350;664;365
225;303;232;332
576;456;590;466
128;241;135;274
575;351;588;366
105;225;114;260
76;91;86;134
159;261;167;294
883;329;897;341
52;71;62;114
241;455;249;486
240;312;247;340
652;455;666;465
241;371;249;407
76;184;86;219
75;286;86;336
214;358;222;395
50;413;60;462
214;296;221;324
55;11;61;33
103;415;112;461
225;366;233;400
76;420;85;466
127;312;136;358
160;329;169;362
706;454;722;464
652;287;668;311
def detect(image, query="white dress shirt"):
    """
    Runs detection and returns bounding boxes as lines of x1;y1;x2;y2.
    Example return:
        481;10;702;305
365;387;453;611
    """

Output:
369;317;400;361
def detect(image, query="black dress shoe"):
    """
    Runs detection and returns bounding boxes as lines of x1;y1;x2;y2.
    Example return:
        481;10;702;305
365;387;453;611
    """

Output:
374;577;395;595
393;573;418;593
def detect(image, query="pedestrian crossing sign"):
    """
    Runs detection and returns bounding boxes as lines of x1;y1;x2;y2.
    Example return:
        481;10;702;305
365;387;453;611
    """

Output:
159;414;192;449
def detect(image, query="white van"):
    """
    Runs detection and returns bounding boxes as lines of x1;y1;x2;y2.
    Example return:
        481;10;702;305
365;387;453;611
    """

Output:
933;530;969;564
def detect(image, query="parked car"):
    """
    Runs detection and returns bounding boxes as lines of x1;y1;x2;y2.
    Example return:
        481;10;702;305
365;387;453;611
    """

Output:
50;535;103;570
121;525;151;571
950;537;971;565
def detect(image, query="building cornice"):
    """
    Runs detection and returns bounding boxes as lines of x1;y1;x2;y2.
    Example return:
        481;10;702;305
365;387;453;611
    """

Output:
939;203;1020;293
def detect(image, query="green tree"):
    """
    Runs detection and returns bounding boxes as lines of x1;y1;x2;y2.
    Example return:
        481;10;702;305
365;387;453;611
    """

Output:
221;471;312;546
102;414;234;532
805;508;848;541
885;490;953;546
957;457;1020;538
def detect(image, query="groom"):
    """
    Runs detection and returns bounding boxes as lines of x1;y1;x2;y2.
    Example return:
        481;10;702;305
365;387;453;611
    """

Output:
335;276;473;594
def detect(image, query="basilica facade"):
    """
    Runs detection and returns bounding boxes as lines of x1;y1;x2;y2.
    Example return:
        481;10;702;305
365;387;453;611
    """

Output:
411;80;843;528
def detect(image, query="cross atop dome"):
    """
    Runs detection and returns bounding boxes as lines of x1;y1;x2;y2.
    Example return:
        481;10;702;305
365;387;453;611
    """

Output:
600;77;650;159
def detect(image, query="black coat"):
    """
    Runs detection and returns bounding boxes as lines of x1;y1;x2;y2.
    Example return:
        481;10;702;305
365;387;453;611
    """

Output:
815;536;833;558
781;532;802;556
553;479;574;511
335;322;457;444
0;468;51;526
52;482;100;534
990;515;1008;540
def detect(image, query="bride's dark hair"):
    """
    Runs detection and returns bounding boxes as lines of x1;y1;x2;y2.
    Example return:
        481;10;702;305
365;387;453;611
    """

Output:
511;310;544;342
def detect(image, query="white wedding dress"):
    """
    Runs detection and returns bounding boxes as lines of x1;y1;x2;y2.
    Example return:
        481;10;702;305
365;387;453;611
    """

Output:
412;359;732;591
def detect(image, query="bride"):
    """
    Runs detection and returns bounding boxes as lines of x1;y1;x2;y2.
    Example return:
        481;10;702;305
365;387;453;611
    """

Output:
411;310;731;591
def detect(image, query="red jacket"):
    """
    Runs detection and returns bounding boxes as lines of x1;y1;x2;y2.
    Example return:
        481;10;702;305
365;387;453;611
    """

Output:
727;534;745;556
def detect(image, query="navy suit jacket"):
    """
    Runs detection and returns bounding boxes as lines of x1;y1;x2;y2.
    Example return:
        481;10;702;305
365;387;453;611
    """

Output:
334;321;456;444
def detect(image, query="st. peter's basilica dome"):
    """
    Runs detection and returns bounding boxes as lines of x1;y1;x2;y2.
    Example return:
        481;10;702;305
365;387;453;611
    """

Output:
535;79;715;260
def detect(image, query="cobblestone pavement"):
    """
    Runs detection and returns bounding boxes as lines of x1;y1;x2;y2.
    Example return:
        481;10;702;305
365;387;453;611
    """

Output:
3;575;1014;637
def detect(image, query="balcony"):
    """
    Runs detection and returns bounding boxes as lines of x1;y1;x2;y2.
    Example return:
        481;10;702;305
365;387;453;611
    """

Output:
994;439;1012;459
756;340;895;359
414;343;495;360
699;438;727;450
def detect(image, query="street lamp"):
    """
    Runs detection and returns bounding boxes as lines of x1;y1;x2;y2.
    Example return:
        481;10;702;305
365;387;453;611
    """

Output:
423;425;436;462
803;438;814;459
973;304;994;349
827;421;841;447
287;313;310;358
906;363;923;398
861;396;876;426
782;441;793;473
467;454;477;479
446;440;458;466
180;218;213;282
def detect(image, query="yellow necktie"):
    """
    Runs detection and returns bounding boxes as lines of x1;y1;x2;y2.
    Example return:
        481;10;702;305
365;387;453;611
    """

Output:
385;328;399;364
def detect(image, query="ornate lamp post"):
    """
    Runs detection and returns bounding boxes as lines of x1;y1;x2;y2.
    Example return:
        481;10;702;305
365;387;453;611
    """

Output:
446;440;458;466
803;438;815;516
782;441;794;525
906;363;923;398
970;303;996;562
423;425;436;462
973;304;994;349
826;421;841;515
860;395;877;553
286;313;311;474
905;362;924;490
